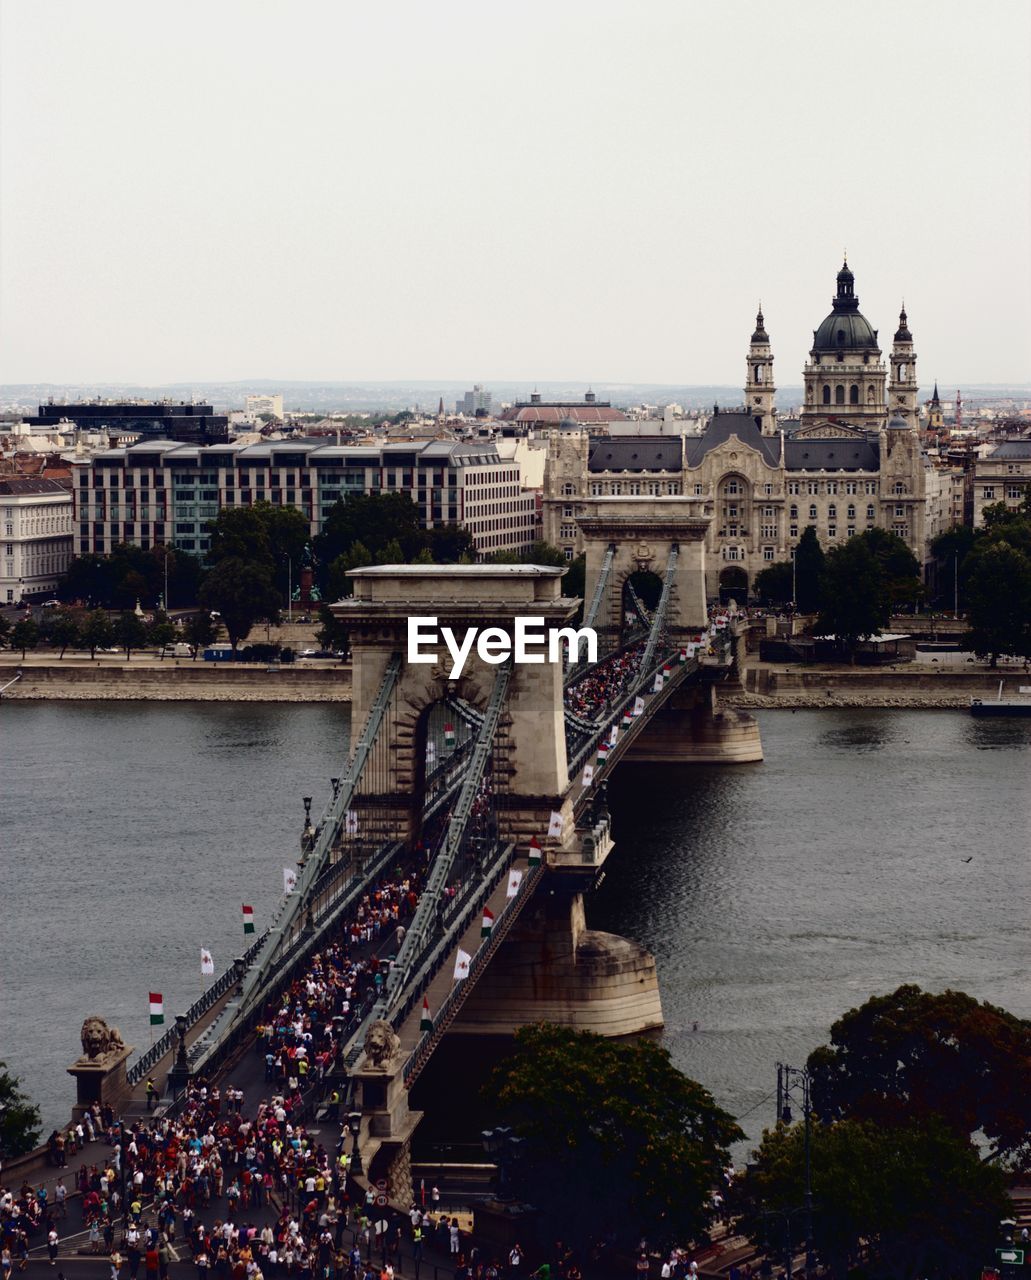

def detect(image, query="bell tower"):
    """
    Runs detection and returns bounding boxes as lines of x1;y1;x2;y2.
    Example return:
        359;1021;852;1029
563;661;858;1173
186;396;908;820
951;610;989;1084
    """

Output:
888;304;919;429
744;304;777;434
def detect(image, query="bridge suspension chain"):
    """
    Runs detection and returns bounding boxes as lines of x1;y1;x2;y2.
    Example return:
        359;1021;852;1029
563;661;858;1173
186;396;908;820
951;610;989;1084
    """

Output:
372;659;513;1021
224;652;404;1032
637;543;678;677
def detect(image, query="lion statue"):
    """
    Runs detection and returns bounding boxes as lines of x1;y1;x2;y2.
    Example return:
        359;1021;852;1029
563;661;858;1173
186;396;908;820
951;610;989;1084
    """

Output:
363;1019;401;1068
80;1016;127;1060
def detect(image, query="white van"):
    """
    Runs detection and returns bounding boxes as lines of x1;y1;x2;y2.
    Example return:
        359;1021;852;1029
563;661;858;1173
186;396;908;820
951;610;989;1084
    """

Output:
161;642;194;658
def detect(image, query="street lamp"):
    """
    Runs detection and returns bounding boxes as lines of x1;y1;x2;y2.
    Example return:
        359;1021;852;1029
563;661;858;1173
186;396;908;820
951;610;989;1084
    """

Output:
777;1063;814;1280
347;1110;363;1176
167;1014;191;1097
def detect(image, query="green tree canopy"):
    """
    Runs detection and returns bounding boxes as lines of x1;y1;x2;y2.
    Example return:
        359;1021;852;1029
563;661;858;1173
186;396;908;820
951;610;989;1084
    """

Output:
794;525;824;613
199;558;280;651
47;608;82;658
482;1024;742;1251
206;502;309;598
115;610;149;658
816;537;890;659
184;610;218;658
80;609;115;658
962;540;1031;665
930;523;977;609
752;560;794;605
807;983;1031;1167
858;526;923;610
315;493;426;567
0;1060;42;1157
10;618;39;659
735;1116;1009;1279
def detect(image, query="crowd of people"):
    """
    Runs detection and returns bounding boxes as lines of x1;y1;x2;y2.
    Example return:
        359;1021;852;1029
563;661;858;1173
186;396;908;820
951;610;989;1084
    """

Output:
564;644;646;720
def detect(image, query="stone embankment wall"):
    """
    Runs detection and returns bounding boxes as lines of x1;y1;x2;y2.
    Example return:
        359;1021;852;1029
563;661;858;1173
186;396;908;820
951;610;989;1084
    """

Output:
732;664;1026;709
0;661;352;702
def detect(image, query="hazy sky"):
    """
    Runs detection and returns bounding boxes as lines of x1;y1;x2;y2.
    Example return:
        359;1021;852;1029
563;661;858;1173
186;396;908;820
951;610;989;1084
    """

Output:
1;0;1029;387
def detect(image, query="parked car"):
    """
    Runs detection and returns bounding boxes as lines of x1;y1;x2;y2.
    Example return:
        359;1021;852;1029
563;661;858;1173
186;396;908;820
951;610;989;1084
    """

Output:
160;642;194;658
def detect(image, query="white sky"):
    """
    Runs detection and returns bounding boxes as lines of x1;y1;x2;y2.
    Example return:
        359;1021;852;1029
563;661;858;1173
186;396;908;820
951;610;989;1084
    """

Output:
1;0;1029;387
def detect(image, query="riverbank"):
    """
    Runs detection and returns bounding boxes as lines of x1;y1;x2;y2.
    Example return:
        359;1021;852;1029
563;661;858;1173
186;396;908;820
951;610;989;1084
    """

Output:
0;657;352;700
728;661;1027;709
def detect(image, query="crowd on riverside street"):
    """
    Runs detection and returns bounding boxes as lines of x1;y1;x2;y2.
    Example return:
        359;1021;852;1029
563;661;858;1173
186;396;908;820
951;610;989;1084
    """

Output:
564;644;646;720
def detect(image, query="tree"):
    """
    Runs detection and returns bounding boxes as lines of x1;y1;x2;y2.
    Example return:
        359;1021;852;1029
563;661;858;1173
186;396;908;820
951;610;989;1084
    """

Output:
807;984;1031;1168
80;609;115;659
482;1024;742;1251
858;527;923;611
816;538;889;661
794;526;824;612
148;610;176;657
184;610;217;658
753;560;794;605
0;613;10;649
522;539;568;568
115;610;149;659
326;542;373;601
930;524;976;610
963;540;1031;665
199;558;280;652
315;493;426;568
206;502;309;598
0;1061;42;1157
735;1115;1009;1279
315;602;348;655
11;618;39;660
426;523;477;563
48;608;82;659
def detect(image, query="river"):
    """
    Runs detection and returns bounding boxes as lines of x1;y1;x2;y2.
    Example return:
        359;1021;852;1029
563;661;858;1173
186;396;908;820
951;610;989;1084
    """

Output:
2;701;1028;1147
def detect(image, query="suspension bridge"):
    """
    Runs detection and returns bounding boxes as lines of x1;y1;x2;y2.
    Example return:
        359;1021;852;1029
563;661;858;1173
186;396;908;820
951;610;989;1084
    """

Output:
96;498;762;1203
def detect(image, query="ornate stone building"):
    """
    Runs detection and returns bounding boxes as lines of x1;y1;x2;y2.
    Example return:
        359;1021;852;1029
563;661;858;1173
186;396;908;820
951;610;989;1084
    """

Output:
543;261;941;596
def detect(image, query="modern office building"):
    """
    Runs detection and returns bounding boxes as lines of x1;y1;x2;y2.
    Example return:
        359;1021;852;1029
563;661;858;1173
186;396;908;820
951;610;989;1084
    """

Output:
70;438;538;561
1;477;74;603
25;401;230;446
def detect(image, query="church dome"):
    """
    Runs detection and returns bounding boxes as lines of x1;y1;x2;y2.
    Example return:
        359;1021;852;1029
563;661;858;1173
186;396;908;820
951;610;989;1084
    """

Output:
811;259;880;354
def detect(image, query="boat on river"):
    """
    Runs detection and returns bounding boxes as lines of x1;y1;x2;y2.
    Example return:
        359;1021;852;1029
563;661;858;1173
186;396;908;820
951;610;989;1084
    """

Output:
970;681;1031;717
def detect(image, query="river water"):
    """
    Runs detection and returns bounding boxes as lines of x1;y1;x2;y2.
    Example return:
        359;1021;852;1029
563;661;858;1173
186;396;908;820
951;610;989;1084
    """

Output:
2;702;1028;1146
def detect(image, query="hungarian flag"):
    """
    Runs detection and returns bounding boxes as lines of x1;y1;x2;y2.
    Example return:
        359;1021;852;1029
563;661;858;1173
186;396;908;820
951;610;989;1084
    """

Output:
653;672;663;693
149;993;164;1026
444;723;456;748
420;996;433;1032
662;664;672;683
453;949;471;981
527;835;542;866
596;741;609;767
242;904;255;934
506;869;523;898
481;907;495;938
581;764;594;787
609;724;619;745
200;948;215;976
634;696;645;716
679;647;688;663
548;810;564;839
622;709;633;726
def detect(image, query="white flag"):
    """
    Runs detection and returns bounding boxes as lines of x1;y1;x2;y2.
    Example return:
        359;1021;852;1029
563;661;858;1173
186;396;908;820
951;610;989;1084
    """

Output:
283;866;298;894
548;810;564;839
506;869;523;898
634;696;645;716
200;948;215;976
426;741;436;764
581;764;594;787
609;724;619;745
653;673;663;692
453;949;471;981
344;810;359;835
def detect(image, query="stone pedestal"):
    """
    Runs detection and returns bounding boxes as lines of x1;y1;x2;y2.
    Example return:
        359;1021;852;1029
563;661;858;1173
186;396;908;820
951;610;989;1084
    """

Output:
67;1045;135;1121
627;683;763;764
452;891;664;1038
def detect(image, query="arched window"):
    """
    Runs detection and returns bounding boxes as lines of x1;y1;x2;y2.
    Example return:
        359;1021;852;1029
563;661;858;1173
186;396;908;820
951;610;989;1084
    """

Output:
822;385;831;405
809;504;818;520
849;385;859;404
789;504;798;519
835;385;845;405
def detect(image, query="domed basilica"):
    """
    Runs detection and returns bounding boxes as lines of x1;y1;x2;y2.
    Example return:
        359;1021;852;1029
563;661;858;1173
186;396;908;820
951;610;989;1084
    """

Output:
544;261;942;595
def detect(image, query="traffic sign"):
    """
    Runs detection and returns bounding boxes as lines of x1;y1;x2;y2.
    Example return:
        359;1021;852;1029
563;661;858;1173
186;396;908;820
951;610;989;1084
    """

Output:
375;1193;388;1207
376;1179;387;1191
997;1249;1024;1265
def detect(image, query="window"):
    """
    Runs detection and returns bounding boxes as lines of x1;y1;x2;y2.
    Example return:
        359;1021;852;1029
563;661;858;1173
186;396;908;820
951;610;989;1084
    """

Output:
847;526;856;537
846;481;857;495
763;547;775;561
561;483;575;496
1007;486;1023;499
763;506;774;517
763;483;773;495
982;487;995;499
847;504;856;519
590;482;603;496
866;504;876;520
761;524;776;538
809;504;818;520
893;482;906;494
835;386;845;405
822;385;831;405
849;385;859;404
895;506;905;518
789;504;798;519
727;480;739;495
789;524;798;538
828;526;837;538
828;504;837;520
563;505;573;517
726;546;739;561
788;481;800;495
827;480;838;494
694;484;704;495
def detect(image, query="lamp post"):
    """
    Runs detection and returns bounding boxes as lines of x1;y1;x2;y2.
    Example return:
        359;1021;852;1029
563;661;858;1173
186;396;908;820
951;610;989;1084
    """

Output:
167;1014;191;1097
777;1063;814;1280
347;1110;363;1177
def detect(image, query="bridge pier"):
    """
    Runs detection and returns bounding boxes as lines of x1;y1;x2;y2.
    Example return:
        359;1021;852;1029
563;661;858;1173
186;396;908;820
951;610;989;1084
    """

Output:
625;680;763;764
451;888;663;1037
